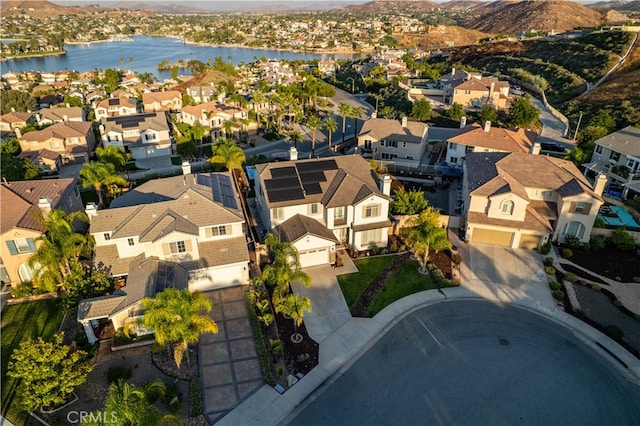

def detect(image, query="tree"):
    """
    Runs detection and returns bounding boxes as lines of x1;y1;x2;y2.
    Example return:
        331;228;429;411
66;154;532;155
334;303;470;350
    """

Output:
262;233;311;302
350;105;363;136
141;288;218;369
306;115;322;157
391;187;429;215
509;95;539;129
323;117;338;151
405;207;451;273
411;99;432;121
79;161;128;207
447;102;464;121
288;129;303;148
252;90;266;131
8;333;92;412
478;105;498;126
103;68;121;94
1;149;39;181
338;102;351;143
61;262;113;312
275;293;311;343
96;146;127;172
0;89;36;114
223;119;235;139
210;138;245;171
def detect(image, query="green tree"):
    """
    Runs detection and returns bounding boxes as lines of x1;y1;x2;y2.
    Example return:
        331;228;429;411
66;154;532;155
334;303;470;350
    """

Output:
405;207;451;273
0;89;36;114
1;149;40;181
141;288;218;369
288;129;303;148
338;102;351;143
478;105;498;126
509;95;539;129
262;233;311;302
447;102;464;121
96;146;127;172
223;119;235;139
350;105;364;136
8;333;92;412
62;95;84;107
323;117;338;151
411;99;432;121
210;138;245;171
306;115;322;157
79;161;128;207
391;187;429;215
61;262;113;312
103;68;121;94
275;293;311;343
176;139;196;157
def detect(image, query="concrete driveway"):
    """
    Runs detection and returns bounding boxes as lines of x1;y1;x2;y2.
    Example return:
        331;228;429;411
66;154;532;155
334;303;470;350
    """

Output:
291;265;351;343
466;244;554;310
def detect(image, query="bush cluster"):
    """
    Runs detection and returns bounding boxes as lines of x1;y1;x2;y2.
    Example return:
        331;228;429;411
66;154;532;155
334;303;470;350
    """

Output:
544;266;556;276
609;228;636;251
589;234;607;251
549;281;562;291
561;248;573;258
427;263;460;287
244;291;275;386
543;257;554;267
190;378;203;416
552;289;565;300
540;240;552;255
564;272;578;283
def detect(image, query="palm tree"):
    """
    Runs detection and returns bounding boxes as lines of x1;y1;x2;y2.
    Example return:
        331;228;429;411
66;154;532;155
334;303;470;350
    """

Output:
405;207;451;273
323;117;338;151
210;138;245;171
350;105;363;136
252;90;266;131
306;115;322;157
96;146;127;172
141;288;218;369
262;233;311;302
79;161;128;207
288;129;303;148
338;102;351;144
275;293;311;343
223;119;235;139
191;122;206;147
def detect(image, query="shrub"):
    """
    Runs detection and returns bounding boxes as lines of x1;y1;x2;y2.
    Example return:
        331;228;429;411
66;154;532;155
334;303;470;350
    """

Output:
276;365;285;376
371;245;381;255
544;266;556;275
190;378;203;416
589;234;607;251
10;282;47;298
452;253;462;265
564;234;581;249
162;382;182;414
244;291;275;386
552;289;565;300
106;366;132;384
609;227;636;251
540;240;552;255
591;284;601;291
549;281;562;291
561;248;573;258
543;257;554;267
604;325;624;340
389;242;399;253
564;272;578;282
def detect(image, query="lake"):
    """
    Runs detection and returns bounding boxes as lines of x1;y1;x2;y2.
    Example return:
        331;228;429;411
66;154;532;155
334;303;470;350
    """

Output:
1;35;353;79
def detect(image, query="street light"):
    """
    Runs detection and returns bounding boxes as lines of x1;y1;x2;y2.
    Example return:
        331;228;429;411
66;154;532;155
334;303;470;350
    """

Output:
346;77;355;93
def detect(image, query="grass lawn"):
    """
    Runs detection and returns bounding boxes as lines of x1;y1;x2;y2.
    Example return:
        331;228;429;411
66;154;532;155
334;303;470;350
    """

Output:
368;260;436;317
337;255;398;307
1;298;65;424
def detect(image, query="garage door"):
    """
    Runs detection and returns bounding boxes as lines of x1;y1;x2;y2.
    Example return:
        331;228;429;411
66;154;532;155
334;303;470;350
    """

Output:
518;234;541;249
471;228;513;247
299;248;328;268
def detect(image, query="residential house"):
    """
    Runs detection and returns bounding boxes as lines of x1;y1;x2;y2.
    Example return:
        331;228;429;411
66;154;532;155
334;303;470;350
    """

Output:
100;112;172;161
94;96;139;119
357;117;428;168
187;85;218;103
451;78;510;109
254;153;392;266
77;170;249;343
17;121;96;168
181;101;249;139
0;111;35;135
582;126;640;199
36;106;86;125
445;122;537;166
142;90;182;113
462;152;606;249
1;178;83;286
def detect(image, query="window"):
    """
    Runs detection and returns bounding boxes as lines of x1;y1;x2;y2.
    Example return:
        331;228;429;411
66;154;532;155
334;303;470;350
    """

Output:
169;241;186;254
500;200;514;215
595;145;603;155
127;238;135;246
381;153;397;160
6;238;36;255
572;202;591;215
271;208;284;220
627;158;638;172
364;204;380;218
0;265;10;284
610;151;621;162
449;157;458;164
18;263;37;283
361;229;382;244
208;225;228;236
364;139;372;150
103;233;111;241
334;206;345;220
541;190;554;198
562;221;585;240
406;155;414;160
50;140;61;148
402;142;407;149
310;203;319;215
448;142;458;151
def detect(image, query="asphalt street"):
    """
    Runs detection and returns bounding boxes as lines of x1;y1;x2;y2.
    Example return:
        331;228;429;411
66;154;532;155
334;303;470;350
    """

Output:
287;300;640;426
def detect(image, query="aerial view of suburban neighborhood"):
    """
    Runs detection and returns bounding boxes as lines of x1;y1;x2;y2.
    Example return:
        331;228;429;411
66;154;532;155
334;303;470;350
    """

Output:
1;0;640;424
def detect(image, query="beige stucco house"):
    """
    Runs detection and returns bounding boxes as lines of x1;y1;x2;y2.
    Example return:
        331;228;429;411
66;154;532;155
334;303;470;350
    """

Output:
94;96;139;119
100;112;172;161
180;101;249;139
452;78;510;109
0;111;35;135
142;90;183;113
357;117;428;168
463;151;606;249
17;121;96;168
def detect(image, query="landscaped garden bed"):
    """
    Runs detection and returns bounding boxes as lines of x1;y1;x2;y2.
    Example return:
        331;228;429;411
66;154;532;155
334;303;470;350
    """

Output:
561;246;639;282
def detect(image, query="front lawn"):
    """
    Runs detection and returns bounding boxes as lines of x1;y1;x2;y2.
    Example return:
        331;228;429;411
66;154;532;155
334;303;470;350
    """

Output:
1;298;65;425
337;255;398;307
368;260;437;316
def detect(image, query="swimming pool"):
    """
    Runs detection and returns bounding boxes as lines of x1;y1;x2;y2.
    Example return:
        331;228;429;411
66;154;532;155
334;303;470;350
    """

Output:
597;205;640;230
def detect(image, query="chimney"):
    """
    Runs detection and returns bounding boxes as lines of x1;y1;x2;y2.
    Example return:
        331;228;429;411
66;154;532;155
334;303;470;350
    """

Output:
11;107;15;113
401;116;408;127
289;146;298;161
530;142;541;155
594;173;607;196
380;173;392;196
460;116;467;128
14;128;21;138
489;81;495;99
484;121;491;132
181;161;191;175
85;202;98;218
38;197;52;216
62;114;68;123
451;67;455;77
99;124;105;134
371;110;377;119
35;113;41;123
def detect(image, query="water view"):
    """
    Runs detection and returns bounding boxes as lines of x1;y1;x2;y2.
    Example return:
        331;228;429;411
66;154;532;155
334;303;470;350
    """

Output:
1;35;354;79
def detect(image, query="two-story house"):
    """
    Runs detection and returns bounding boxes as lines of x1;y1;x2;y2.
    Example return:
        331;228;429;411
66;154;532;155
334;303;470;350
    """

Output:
583;126;640;199
36;106;86;125
94;96;139;120
142;90;182;113
180;101;249;139
357;117;428;168
462;152;606;249
452;78;510;109
77;169;250;343
17;121;96;170
100;112;172;161
255;153;392;267
187;85;219;103
445;122;537;166
0;111;35;136
1;178;83;287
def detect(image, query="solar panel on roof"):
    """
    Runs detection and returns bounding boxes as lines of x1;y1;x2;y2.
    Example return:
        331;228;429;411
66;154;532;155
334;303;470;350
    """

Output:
299;171;326;183
108;98;119;105
265;178;302;191
268;188;305;203
271;167;297;178
295;159;338;173
302;182;322;195
199;173;238;210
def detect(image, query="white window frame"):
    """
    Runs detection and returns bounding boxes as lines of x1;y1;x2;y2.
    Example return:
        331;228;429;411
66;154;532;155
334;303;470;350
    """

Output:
310;203;319;215
169;241;186;254
127;238;135;246
13;238;34;254
209;225;228;236
271;207;284;220
595;144;603;155
104;233;111;241
500;200;514;215
364;204;380;218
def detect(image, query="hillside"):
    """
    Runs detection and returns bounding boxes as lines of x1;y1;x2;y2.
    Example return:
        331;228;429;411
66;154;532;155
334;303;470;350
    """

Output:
464;0;604;35
0;0;106;17
400;26;491;49
344;0;441;13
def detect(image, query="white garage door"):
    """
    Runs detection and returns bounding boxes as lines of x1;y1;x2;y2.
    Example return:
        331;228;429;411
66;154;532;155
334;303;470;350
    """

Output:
299;248;328;268
471;228;513;247
188;264;245;292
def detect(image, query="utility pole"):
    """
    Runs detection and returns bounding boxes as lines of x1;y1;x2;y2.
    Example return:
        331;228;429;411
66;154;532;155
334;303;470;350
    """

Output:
573;111;583;142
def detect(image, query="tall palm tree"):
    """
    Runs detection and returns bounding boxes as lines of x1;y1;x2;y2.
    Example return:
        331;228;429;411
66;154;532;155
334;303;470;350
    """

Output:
252;90;266;131
323;117;338;151
191;122;206;147
223;119;235;139
96;146;127;172
288;129;303;148
262;233;311;302
405;207;451;273
79;161;128;207
210;138;245;171
141;288;218;369
275;293;311;343
350;105;363;136
306;115;322;157
338;102;351;144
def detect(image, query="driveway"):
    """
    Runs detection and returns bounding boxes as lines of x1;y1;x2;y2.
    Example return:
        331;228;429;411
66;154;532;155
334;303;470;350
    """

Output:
291;265;351;343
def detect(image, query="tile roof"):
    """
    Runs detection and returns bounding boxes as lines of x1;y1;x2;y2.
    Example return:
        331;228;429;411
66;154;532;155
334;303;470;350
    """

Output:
594;126;640;158
467;205;552;233
38;107;84;122
19;121;92;143
447;124;536;154
77;294;127;321
96;96;138;109
0;111;33;123
93;244;131;276
358;117;427;144
273;214;338;244
352;219;393;232
101;112;169;134
142;90;181;103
